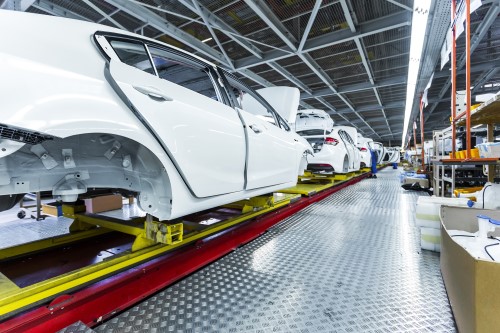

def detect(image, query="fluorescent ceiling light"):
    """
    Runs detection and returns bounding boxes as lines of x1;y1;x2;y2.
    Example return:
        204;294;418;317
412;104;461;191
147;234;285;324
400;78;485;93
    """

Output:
401;0;432;146
202;37;213;43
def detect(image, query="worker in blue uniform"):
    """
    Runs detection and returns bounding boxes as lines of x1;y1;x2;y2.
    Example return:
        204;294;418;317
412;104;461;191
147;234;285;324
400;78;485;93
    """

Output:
370;149;377;178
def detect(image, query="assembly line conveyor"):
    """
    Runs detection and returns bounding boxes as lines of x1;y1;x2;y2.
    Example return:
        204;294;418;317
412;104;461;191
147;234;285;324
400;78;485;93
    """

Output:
0;168;376;332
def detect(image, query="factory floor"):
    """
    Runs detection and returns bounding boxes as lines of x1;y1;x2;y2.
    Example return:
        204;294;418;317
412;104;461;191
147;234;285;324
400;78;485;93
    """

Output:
92;167;456;333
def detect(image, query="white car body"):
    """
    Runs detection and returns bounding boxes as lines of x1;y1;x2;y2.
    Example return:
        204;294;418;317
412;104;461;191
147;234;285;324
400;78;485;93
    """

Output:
295;109;334;134
0;11;312;220
382;147;401;164
356;135;373;168
371;142;387;164
299;123;361;174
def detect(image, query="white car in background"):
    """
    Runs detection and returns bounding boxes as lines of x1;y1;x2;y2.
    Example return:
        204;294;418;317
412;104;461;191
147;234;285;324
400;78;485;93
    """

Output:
383;147;401;164
298;120;361;173
295;109;334;135
372;142;387;165
0;11;312;220
356;135;373;168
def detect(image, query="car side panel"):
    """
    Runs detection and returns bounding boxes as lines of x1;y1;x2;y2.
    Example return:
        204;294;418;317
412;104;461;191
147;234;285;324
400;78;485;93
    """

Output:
108;60;246;198
237;111;298;189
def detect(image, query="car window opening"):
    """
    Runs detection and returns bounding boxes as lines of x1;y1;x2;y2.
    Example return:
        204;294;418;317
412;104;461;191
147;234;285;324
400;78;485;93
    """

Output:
148;46;219;101
109;40;155;75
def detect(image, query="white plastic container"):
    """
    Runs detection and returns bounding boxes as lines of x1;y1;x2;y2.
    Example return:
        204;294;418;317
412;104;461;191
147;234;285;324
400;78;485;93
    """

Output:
477;215;493;239
458;183;500;210
476;142;500;158
416;196;470;229
420;227;441;252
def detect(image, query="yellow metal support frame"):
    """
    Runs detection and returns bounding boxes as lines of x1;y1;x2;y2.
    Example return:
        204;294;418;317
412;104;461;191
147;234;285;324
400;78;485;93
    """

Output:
0;193;300;317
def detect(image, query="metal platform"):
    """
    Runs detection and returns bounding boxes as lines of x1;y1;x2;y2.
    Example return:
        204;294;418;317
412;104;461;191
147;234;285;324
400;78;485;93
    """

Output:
95;167;456;332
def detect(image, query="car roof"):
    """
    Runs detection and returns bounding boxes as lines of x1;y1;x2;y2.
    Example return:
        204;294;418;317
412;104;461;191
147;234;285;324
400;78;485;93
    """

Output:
1;10;217;69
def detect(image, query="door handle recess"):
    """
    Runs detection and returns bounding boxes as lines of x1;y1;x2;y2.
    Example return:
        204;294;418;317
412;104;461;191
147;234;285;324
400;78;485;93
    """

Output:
134;85;173;101
249;124;262;133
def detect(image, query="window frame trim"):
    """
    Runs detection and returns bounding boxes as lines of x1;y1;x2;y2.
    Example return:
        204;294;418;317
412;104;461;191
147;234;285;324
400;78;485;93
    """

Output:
95;31;228;104
221;70;290;131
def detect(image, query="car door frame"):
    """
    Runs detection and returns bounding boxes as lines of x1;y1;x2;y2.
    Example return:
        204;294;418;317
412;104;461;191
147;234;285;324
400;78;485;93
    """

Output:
94;31;248;198
216;70;300;190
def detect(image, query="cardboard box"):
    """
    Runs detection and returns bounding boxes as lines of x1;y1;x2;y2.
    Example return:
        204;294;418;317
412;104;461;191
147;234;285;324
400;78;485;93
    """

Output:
41;202;62;217
83;194;122;214
440;206;500;333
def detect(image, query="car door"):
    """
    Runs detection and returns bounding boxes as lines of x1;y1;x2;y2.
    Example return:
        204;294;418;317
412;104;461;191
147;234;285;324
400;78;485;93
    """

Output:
237;110;297;189
339;130;354;169
221;74;298;190
346;133;360;168
103;37;246;198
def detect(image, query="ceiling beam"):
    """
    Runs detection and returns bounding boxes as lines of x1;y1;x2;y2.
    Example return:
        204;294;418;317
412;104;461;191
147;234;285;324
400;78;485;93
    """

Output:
425;2;500;121
243;0;297;51
81;0;125;29
191;0;234;69
334;101;405;114
341;0;394;138
104;0;231;67
1;0;36;10
243;0;379;137
177;0;263;59
303;76;406;99
298;0;322;52
32;0;92;21
385;0;412;11
457;1;500;69
234;11;411;70
433;60;500;79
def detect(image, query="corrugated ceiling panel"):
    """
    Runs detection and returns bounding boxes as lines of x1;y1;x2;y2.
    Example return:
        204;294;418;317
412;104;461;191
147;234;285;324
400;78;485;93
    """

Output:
214;1;267;35
223;40;253;59
106;10;144;31
323;95;349;109
27;6;53;15
49;0;102;21
276;56;304;67
139;0;195;26
305;2;348;39
89;0;117;14
308;41;358;59
350;0;411;23
299;74;324;86
363;25;411;47
285;62;316;78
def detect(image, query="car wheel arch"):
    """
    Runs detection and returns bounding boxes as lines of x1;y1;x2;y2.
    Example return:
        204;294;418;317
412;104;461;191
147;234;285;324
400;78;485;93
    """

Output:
0;131;176;220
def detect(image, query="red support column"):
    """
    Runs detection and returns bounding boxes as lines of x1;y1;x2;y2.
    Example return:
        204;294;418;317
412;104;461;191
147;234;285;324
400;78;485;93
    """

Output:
420;97;425;171
451;0;457;157
465;0;472;158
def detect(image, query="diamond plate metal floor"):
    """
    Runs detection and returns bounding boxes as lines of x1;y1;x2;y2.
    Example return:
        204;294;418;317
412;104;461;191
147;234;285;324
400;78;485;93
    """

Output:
95;167;456;333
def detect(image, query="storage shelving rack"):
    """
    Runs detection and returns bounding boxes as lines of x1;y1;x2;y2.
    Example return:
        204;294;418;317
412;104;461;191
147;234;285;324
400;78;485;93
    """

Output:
431;0;500;196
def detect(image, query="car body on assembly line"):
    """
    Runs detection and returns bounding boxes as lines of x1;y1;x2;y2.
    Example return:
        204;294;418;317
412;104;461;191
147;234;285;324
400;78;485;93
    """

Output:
0;11;312;221
295;111;360;174
371;142;387;165
295;109;334;135
356;135;373;168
